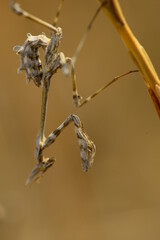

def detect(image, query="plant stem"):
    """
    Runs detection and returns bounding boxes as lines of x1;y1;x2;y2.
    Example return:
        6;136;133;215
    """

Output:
10;1;58;33
97;0;160;117
40;79;50;142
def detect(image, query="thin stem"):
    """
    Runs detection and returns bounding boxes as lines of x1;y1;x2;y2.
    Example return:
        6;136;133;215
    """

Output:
40;79;50;142
52;0;64;26
79;70;138;107
10;1;58;33
24;12;58;33
72;1;107;64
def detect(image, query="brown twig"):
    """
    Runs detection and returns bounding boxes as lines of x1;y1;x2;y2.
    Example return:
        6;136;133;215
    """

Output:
10;0;58;33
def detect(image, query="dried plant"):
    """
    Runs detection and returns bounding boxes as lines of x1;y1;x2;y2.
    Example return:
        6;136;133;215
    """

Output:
11;1;97;185
98;0;160;117
11;0;138;185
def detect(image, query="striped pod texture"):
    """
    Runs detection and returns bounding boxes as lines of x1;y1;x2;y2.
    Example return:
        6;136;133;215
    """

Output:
13;29;62;86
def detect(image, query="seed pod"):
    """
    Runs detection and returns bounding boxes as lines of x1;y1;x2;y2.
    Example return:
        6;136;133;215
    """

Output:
13;29;63;86
13;33;50;86
44;28;62;80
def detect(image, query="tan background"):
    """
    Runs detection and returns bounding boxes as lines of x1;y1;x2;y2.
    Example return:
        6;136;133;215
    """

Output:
1;0;160;239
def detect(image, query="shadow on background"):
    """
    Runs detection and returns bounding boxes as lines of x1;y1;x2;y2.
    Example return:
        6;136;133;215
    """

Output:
0;0;160;239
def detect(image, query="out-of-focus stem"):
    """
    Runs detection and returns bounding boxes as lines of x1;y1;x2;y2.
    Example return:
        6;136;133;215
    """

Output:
97;0;160;117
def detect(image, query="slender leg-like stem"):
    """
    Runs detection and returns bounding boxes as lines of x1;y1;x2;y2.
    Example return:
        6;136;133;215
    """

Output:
52;0;64;26
65;57;138;108
72;1;107;65
40;79;50;141
42;114;96;172
26;113;96;185
79;70;139;107
10;1;58;33
34;76;51;161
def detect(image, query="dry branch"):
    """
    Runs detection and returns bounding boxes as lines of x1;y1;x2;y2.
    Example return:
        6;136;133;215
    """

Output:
97;0;160;117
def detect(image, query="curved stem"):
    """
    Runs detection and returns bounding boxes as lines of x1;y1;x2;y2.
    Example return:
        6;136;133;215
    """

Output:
97;0;160;117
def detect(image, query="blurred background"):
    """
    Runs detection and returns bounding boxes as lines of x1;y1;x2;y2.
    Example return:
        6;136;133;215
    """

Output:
1;0;160;239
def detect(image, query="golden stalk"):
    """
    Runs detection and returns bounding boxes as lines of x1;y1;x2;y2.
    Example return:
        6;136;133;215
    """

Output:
97;0;160;117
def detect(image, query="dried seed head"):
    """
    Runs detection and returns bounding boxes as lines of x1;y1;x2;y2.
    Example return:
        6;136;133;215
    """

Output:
13;33;50;86
73;114;96;171
13;29;63;86
44;28;62;80
76;127;96;171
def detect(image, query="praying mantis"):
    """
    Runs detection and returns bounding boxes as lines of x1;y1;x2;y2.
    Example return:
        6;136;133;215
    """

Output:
10;0;138;185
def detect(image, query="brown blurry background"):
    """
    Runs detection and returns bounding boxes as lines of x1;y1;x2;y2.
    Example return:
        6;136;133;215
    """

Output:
1;0;160;239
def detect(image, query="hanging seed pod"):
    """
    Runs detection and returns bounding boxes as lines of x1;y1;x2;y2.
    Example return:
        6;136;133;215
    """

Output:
13;33;50;86
44;28;62;80
13;28;63;86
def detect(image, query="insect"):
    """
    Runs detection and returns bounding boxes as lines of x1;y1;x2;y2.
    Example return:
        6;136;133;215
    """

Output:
11;0;138;185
